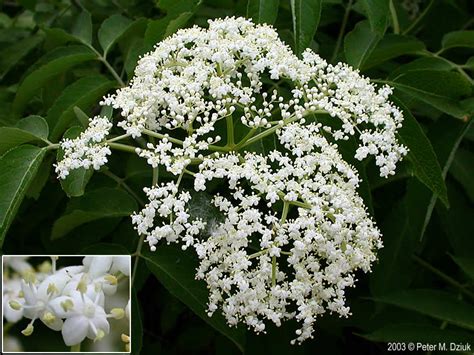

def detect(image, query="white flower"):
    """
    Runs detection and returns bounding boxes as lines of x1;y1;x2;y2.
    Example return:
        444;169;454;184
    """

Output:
3;279;24;323
20;272;70;331
3;256;129;349
55;116;112;179
50;290;110;346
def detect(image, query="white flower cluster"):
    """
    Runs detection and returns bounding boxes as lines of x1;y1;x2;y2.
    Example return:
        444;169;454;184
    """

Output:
55;17;408;344
131;181;206;251
133;123;381;343
103;16;407;177
55;116;112;179
2;256;130;350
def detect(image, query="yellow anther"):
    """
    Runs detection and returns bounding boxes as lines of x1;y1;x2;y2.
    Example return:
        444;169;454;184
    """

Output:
125;343;130;352
37;261;52;274
94;329;105;342
121;333;130;343
104;274;117;285
76;276;88;294
47;283;59;295
21;323;34;336
23;270;36;284
110;308;125;320
9;300;22;310
18;290;24;298
60;299;74;312
42;312;56;325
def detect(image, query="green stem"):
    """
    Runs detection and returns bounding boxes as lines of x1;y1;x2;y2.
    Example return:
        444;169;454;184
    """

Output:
272;202;290;287
413;255;474;301
131;234;145;286
389;0;400;34
241;110;327;149
142;128;229;152
226;115;235;147
419;50;473;84
141;129;184;146
248;249;269;259
271;255;277;286
108;142;137;153
107;133;131;143
70;343;81;352
47;143;60;150
99;57;125;87
233;128;257;150
331;0;353;63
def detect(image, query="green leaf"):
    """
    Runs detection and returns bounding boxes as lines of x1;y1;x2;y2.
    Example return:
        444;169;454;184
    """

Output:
72;11;93;45
98;14;133;56
13;45;97;115
394;97;448;206
442;30;474;50
361;323;474;344
51;187;137;239
26;154;52;200
46;75;115;141
0;34;43;80
363;35;425;70
438;182;474;258
57;126;93;197
466;57;474;70
369;115;469;295
73;106;90;128
359;0;389;35
372;289;474;331
16;115;49;140
418;118;473;240
450;148;474;202
0;145;46;245
247;0;280;25
290;0;322;56
0;116;49;155
389;70;472;119
142;246;246;352
124;38;145;77
145;1;201;47
451;255;474;280
344;20;381;69
388;57;452;80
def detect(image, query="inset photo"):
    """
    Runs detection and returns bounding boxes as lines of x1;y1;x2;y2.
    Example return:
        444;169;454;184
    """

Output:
2;255;131;353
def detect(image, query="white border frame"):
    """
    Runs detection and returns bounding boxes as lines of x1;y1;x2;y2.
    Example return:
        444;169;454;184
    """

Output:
1;255;132;354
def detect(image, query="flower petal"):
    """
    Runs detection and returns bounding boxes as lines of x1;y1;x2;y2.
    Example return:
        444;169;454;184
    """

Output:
86;257;113;278
61;316;88;346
